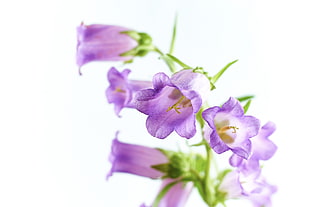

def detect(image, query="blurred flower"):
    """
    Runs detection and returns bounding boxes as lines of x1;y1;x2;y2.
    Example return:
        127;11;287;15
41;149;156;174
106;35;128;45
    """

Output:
76;23;138;68
106;67;152;116
202;97;260;159
229;121;277;176
218;169;277;207
145;179;193;207
107;134;169;179
135;69;210;139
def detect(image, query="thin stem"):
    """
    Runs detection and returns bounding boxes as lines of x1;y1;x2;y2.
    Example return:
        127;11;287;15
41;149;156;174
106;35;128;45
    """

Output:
204;140;213;206
169;14;178;54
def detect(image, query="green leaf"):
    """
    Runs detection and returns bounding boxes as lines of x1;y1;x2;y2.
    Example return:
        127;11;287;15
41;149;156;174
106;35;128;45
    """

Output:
236;95;255;102
243;99;252;114
165;54;192;69
211;59;238;85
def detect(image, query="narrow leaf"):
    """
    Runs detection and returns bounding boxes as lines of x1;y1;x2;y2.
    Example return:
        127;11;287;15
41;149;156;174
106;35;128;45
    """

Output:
211;59;238;84
166;54;192;69
243;99;252;114
236;95;255;102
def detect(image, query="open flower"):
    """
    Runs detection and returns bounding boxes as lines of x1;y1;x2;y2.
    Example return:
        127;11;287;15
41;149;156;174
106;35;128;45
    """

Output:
107;133;169;179
218;170;277;207
229;121;277;176
135;69;210;139
76;23;138;68
106;67;152;116
202;97;260;159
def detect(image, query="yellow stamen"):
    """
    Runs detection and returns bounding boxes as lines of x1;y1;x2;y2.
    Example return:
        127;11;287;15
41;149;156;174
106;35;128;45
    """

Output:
217;126;239;144
114;87;126;93
166;96;185;114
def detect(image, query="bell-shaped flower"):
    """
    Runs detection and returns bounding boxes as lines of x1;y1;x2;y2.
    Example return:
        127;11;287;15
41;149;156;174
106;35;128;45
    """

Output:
143;179;193;207
202;97;260;159
106;67;152;116
135;69;210;139
218;169;277;207
107;134;169;179
229;121;277;176
76;23;138;68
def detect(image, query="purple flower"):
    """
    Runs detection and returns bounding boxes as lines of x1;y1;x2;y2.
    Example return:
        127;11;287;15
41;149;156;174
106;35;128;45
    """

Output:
219;170;277;207
202;97;260;159
149;179;193;207
245;177;277;207
106;67;152;116
135;69;210;139
229;122;277;175
218;170;243;199
76;23;138;68
107;134;169;179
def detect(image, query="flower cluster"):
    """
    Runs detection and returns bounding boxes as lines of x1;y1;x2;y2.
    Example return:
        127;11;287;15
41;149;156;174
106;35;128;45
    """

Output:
76;22;277;207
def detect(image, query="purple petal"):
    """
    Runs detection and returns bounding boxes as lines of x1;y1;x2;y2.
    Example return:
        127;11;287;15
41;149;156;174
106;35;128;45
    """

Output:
155;179;193;207
76;23;138;67
221;97;244;116
106;67;152;116
251;122;277;160
107;136;168;179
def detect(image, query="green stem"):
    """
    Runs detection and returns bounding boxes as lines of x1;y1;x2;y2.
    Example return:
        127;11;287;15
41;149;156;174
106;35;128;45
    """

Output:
169;14;178;54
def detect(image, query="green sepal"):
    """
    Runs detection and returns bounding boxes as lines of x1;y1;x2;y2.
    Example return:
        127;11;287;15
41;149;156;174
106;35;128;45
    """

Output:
120;31;155;58
152;150;186;179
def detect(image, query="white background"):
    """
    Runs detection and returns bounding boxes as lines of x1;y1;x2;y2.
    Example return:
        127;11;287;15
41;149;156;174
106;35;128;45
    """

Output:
1;0;309;206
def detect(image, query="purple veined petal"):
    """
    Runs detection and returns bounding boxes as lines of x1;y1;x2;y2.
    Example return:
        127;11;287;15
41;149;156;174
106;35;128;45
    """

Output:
76;23;138;68
152;72;173;91
221;97;244;116
154;179;193;207
229;121;277;173
202;97;261;159
107;134;169;179
171;69;210;104
135;71;205;139
231;139;252;160
106;67;152;116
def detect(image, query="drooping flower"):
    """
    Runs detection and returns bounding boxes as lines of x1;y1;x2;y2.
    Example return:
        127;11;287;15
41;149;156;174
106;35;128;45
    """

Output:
76;23;138;68
106;67;152;116
244;176;277;207
145;179;193;207
135;69;210;139
218;169;277;207
202;97;260;159
107;134;169;179
229;121;277;176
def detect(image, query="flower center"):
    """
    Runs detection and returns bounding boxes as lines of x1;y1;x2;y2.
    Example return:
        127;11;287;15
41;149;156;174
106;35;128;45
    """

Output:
114;87;126;93
217;125;239;144
166;95;192;114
